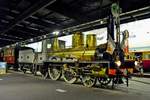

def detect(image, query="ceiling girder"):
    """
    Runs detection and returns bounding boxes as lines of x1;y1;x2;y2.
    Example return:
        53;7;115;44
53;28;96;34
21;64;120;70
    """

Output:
1;0;56;34
47;1;91;23
26;17;55;28
14;26;46;36
0;34;23;40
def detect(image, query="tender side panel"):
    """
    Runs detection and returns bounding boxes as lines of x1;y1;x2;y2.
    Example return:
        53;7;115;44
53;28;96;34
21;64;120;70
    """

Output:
19;49;35;63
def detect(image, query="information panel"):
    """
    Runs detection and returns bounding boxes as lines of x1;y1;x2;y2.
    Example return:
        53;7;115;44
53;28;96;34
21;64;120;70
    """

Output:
0;62;7;74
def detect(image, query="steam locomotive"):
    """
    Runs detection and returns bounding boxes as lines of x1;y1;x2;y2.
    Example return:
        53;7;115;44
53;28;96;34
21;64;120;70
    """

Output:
42;31;132;88
0;3;134;88
0;30;133;88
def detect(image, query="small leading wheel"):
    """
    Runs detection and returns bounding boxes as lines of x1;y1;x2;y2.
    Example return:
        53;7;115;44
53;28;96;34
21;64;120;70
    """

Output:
40;68;48;79
48;66;61;80
126;77;129;87
41;72;49;79
63;68;78;84
82;75;96;87
98;77;111;86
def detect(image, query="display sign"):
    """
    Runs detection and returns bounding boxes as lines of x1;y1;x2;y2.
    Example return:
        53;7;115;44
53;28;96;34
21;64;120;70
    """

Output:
0;62;7;74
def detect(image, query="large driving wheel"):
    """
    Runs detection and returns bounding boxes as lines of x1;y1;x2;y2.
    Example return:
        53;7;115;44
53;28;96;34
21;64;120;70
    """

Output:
82;75;96;87
63;66;78;84
98;77;111;86
48;66;61;80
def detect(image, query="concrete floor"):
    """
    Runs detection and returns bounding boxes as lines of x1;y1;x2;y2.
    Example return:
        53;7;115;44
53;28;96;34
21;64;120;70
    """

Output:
0;72;150;100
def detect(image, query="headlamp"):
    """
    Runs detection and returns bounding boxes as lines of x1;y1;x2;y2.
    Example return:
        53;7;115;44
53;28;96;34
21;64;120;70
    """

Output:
115;60;121;67
134;61;138;66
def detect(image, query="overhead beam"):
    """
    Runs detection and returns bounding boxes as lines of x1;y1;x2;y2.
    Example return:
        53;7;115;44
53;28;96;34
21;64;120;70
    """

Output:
0;40;14;46
10;29;36;37
26;17;54;28
121;6;150;18
0;34;23;40
1;0;56;34
8;30;36;39
15;28;37;36
47;1;91;23
30;15;61;27
0;37;18;42
13;26;45;36
25;17;63;33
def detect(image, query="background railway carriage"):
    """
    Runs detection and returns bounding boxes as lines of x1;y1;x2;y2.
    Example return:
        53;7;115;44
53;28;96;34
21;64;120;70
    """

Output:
1;46;19;71
126;51;150;72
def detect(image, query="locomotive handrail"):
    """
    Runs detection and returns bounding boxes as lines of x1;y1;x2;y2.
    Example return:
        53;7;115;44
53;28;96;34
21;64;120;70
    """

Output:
44;60;76;63
44;60;110;64
79;61;110;64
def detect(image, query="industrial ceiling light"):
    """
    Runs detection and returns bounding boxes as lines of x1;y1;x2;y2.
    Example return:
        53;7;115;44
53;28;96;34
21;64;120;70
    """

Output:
43;35;47;38
100;20;104;24
30;38;33;42
53;31;59;35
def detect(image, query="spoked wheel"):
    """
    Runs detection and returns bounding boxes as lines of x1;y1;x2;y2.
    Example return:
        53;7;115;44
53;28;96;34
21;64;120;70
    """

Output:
29;65;34;74
98;77;112;86
126;77;129;87
48;66;61;80
23;69;26;74
32;64;37;76
63;67;78;84
19;65;25;73
82;75;96;87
